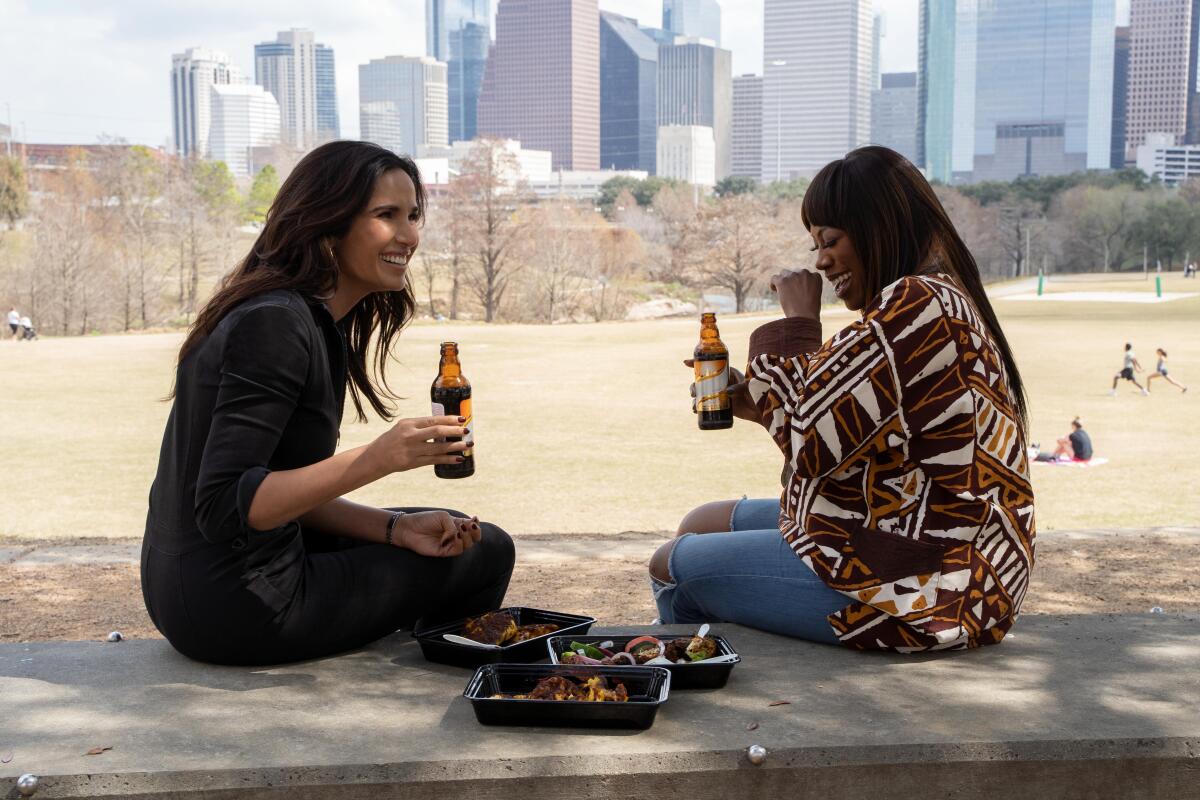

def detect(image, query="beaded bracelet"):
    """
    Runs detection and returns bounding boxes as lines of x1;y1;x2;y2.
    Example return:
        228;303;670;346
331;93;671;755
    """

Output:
385;511;405;547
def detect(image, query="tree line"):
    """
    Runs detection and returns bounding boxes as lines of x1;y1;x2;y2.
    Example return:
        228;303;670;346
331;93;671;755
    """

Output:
2;141;1198;336
0;145;279;336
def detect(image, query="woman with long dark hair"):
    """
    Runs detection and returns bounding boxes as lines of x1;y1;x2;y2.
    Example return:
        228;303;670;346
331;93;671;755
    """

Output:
651;146;1035;652
143;141;514;665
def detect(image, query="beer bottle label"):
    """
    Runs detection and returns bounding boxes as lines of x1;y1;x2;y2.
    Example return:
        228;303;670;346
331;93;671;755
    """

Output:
695;357;730;412
459;398;474;453
432;399;474;455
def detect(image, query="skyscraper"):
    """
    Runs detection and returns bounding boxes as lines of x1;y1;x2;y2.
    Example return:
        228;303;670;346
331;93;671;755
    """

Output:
315;44;341;142
658;36;732;179
731;74;763;178
426;0;491;142
209;84;282;176
918;0;1114;183
255;29;338;150
916;0;955;179
871;72;918;163
477;0;600;170
600;13;658;172
170;48;245;158
1112;25;1131;168
662;0;721;45
1125;0;1200;160
872;12;885;90
359;56;449;157
762;0;874;181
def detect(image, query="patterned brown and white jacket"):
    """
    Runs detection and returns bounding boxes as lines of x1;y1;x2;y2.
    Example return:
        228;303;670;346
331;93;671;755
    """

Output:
746;274;1035;652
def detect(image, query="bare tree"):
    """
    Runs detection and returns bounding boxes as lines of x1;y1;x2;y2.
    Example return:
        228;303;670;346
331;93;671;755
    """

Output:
993;198;1043;278
97;145;167;329
421;200;469;319
648;184;702;284
163;157;242;320
589;226;641;321
518;204;600;322
696;194;781;312
1052;184;1143;273
935;186;1004;279
452;139;529;322
31;151;103;334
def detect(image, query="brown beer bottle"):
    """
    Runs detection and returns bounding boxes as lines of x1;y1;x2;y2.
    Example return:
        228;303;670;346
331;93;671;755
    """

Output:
694;312;733;430
431;342;475;479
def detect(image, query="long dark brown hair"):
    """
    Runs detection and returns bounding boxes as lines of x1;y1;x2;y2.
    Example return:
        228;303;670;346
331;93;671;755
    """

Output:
801;145;1028;427
176;140;425;421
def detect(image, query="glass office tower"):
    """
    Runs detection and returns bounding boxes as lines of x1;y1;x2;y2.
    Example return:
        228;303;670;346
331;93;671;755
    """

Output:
919;0;1114;183
427;0;491;142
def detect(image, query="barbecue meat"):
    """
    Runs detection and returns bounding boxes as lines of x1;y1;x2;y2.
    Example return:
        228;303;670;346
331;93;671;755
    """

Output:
462;611;517;645
510;623;559;643
663;638;691;662
528;676;587;701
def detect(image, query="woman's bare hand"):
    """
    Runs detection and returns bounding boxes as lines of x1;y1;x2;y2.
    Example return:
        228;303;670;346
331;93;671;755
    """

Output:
770;269;823;320
396;511;481;557
364;415;469;476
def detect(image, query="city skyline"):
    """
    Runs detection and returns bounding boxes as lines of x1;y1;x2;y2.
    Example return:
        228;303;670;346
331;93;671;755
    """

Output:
0;0;989;148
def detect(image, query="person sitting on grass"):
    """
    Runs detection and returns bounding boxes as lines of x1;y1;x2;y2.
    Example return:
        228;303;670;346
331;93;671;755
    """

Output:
1146;348;1187;394
1033;417;1093;462
1110;342;1147;396
650;145;1035;652
143;141;514;666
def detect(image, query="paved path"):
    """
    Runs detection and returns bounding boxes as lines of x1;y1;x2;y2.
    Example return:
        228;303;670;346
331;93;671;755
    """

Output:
4;527;1198;569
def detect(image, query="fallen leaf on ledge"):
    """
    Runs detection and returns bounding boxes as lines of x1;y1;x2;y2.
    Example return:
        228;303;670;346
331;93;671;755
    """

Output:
767;700;791;707
85;746;113;756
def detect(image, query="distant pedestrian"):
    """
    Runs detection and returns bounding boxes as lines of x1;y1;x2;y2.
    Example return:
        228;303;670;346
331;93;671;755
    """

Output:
18;315;36;341
1146;348;1187;394
1185;262;1197;278
7;307;19;341
1034;417;1094;462
1110;342;1148;396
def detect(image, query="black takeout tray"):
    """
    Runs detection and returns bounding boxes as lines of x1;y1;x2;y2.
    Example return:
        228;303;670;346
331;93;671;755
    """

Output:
546;633;740;690
464;663;671;729
413;606;596;668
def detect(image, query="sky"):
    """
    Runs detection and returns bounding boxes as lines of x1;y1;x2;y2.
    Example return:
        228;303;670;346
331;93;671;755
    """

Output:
0;0;1130;148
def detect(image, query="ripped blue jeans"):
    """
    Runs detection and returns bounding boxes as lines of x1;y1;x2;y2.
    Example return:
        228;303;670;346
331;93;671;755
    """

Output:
650;498;848;645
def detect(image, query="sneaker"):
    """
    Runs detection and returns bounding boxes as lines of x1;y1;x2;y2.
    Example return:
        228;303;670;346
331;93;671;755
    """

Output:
1109;389;1117;397
1142;388;1149;396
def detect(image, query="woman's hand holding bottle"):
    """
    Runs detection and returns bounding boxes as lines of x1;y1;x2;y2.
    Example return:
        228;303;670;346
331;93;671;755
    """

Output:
364;415;470;476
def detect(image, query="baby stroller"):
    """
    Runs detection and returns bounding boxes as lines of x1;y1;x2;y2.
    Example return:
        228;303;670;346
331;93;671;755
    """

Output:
21;322;37;340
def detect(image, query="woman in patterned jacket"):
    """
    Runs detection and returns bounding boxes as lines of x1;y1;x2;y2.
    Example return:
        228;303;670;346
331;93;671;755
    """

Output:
650;146;1035;652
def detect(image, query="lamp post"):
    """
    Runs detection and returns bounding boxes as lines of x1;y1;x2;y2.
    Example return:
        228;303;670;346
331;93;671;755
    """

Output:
771;60;787;182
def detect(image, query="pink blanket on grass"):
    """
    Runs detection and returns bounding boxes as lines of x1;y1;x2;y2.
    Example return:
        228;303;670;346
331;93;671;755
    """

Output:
1032;457;1109;468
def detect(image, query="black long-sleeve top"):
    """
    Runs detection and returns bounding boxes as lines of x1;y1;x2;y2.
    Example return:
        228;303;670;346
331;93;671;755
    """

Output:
145;290;347;553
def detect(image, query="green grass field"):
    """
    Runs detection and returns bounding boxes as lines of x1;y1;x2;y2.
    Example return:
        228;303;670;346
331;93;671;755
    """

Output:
1;273;1196;540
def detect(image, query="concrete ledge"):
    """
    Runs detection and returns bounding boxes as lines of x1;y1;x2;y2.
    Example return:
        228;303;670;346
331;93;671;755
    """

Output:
2;614;1198;798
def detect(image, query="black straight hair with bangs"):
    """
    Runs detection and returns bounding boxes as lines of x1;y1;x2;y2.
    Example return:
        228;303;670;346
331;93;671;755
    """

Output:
174;140;425;422
801;145;1028;428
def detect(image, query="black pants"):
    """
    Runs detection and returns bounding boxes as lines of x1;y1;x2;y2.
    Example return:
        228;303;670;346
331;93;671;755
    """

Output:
141;507;515;666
